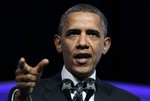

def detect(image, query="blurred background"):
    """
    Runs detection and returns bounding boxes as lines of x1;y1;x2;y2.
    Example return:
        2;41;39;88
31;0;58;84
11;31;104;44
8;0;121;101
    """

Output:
0;0;149;101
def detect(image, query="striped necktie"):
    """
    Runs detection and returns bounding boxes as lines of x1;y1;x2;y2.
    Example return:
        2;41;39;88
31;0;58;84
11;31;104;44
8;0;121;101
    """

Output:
73;82;84;101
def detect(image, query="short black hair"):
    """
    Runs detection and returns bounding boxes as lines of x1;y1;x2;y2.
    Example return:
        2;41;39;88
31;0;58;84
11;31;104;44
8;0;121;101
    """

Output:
58;4;108;37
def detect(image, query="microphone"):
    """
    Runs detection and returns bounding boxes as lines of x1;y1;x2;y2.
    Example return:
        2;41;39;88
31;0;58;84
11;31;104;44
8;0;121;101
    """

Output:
61;79;74;101
84;78;96;101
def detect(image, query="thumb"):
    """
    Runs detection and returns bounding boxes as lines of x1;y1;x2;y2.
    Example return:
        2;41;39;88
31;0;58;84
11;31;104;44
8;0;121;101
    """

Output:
35;59;49;74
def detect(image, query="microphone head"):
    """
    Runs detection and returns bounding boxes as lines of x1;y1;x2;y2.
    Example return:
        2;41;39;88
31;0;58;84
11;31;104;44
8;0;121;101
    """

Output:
61;79;74;101
61;78;74;93
84;78;97;101
84;78;96;92
84;78;96;101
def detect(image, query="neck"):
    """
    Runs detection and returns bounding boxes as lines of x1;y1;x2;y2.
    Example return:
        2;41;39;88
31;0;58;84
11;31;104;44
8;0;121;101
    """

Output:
72;71;94;81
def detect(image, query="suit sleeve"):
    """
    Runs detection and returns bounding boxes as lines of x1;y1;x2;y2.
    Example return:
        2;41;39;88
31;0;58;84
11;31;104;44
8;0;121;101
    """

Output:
136;96;141;101
7;86;32;101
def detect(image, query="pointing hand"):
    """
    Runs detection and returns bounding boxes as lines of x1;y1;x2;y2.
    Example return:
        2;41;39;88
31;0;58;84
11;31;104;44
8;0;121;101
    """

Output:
15;57;49;101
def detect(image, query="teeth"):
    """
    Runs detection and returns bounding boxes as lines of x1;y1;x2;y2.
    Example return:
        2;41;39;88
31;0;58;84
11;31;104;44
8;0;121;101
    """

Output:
74;53;91;59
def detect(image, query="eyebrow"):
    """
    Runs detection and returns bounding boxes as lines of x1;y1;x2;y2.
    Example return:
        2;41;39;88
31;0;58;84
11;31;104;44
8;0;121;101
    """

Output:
66;29;81;35
86;29;101;36
65;29;100;36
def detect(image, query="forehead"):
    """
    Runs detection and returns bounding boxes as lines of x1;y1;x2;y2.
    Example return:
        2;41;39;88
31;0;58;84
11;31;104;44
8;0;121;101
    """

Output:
63;12;104;33
66;12;101;25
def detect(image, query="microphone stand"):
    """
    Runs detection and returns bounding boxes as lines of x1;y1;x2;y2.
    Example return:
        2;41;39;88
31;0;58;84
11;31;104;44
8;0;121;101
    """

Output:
84;78;97;101
61;79;74;101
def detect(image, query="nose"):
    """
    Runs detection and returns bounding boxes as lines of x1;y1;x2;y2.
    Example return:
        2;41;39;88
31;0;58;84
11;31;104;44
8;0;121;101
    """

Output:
76;34;89;50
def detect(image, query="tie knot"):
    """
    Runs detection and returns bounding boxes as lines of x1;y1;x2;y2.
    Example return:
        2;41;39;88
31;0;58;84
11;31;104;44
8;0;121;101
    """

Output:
75;82;84;93
76;82;84;87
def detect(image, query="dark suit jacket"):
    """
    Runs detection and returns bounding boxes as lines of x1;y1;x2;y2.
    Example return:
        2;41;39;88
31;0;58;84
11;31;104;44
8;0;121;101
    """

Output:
8;73;141;101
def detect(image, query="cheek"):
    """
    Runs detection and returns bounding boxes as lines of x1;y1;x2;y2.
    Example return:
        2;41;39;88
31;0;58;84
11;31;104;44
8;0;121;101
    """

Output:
92;42;103;59
61;41;75;58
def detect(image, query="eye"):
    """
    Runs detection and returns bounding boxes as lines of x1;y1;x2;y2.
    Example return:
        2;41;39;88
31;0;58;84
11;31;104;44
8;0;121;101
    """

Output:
86;30;100;37
66;29;80;36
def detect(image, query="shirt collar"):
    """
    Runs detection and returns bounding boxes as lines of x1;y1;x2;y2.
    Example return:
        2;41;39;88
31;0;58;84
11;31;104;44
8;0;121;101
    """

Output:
61;65;96;85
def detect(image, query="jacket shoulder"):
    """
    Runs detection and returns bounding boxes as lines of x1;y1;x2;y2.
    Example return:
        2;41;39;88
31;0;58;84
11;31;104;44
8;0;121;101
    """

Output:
96;79;141;101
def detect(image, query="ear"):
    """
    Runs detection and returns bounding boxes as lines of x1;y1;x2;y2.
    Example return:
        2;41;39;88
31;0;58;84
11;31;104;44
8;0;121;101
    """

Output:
54;34;62;53
102;37;111;54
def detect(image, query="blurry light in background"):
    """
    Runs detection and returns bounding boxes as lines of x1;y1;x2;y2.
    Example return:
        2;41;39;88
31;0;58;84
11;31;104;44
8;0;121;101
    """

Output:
0;81;150;101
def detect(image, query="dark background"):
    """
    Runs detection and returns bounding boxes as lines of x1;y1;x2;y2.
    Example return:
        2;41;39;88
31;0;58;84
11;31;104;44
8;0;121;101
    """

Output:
1;0;149;85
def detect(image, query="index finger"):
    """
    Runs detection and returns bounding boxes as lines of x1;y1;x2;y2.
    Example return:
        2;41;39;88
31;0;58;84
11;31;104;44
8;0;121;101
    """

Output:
18;57;26;69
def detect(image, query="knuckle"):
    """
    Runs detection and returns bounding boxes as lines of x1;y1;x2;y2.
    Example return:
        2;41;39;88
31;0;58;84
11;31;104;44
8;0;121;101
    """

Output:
17;82;24;87
15;69;21;75
26;74;36;81
15;76;19;81
27;82;36;87
16;75;23;82
26;74;31;79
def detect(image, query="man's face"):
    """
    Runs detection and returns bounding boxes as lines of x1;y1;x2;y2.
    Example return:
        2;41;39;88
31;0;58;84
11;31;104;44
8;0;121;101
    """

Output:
55;12;111;79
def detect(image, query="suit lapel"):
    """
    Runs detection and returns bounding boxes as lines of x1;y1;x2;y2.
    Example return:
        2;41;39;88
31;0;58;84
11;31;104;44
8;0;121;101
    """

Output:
42;73;68;101
95;78;113;101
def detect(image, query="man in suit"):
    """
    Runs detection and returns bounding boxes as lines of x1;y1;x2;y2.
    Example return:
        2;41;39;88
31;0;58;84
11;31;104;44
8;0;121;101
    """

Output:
8;4;141;101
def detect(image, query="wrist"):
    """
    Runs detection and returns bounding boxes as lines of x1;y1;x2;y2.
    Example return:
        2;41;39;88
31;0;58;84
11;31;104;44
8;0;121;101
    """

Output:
14;90;29;101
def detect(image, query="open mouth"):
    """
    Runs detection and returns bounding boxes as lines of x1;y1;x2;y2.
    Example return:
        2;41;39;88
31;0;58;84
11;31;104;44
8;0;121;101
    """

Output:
74;53;92;59
74;53;92;64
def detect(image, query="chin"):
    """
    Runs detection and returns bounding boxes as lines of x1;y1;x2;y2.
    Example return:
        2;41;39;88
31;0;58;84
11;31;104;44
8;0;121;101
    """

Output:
74;68;92;78
73;71;92;81
74;65;90;72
